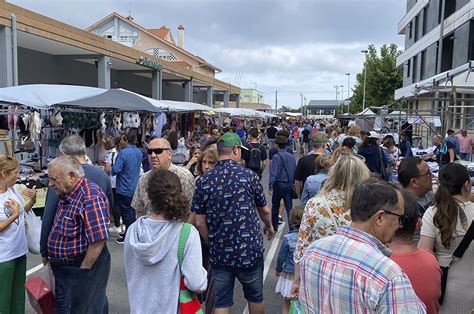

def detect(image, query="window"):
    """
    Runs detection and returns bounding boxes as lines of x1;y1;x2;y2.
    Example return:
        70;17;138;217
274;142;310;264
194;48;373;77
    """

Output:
422;8;427;35
409;21;413;39
406;59;411;78
413;55;418;82
414;15;419;42
420;50;425;79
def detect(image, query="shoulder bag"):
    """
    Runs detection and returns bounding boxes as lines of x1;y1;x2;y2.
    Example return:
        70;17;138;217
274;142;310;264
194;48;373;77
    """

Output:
378;147;391;181
277;153;298;199
438;221;474;304
178;223;204;314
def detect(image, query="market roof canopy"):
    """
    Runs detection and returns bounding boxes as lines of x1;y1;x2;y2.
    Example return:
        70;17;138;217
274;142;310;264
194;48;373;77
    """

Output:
214;108;276;118
0;84;213;112
61;88;165;112
0;84;107;109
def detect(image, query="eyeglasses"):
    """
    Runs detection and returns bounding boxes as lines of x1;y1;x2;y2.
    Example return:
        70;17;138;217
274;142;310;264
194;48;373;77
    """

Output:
383;210;406;226
147;148;171;155
413;169;432;178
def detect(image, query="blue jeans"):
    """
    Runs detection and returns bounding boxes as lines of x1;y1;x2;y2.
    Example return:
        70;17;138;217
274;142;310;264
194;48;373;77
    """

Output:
272;181;293;232
116;193;135;235
212;257;264;308
51;246;110;314
460;152;471;161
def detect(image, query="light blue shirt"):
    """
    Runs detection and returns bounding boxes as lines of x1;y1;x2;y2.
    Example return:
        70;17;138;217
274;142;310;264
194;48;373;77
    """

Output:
112;145;143;197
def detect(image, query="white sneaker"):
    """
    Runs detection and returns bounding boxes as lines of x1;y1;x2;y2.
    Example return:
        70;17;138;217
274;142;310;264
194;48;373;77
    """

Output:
109;226;123;234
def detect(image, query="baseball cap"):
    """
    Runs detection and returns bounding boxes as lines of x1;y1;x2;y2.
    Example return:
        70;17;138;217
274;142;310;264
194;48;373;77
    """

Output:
367;131;379;139
217;132;248;150
311;133;328;145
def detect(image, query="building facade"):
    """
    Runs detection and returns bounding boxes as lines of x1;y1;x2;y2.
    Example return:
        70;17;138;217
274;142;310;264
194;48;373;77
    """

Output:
395;0;474;134
307;100;340;118
0;3;240;107
240;88;264;104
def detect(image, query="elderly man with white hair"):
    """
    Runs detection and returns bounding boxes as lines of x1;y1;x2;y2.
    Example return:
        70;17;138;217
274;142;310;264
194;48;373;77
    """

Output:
45;155;111;313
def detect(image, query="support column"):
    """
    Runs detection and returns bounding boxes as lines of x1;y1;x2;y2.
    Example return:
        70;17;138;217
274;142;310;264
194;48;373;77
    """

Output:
97;55;111;89
184;80;193;102
206;87;213;107
235;94;240;108
0;26;14;87
223;91;230;108
152;69;162;100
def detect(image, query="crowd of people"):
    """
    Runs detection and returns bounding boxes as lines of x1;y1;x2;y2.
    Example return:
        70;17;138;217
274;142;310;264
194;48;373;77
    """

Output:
0;118;473;314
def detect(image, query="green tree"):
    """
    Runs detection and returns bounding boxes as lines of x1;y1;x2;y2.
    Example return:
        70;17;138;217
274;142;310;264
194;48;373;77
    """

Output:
349;44;403;113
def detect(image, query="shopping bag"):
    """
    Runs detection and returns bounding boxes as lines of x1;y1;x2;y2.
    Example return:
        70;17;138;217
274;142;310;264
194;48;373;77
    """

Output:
25;265;56;314
289;300;305;314
24;209;41;254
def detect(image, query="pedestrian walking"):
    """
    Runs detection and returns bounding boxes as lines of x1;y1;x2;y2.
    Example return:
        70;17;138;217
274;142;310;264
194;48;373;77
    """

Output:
299;178;426;313
269;135;296;232
0;155;36;314
109;131;143;244
45;155;111;313
389;191;441;314
275;205;303;314
418;163;474;313
132;137;195;217
193;132;274;314
124;169;207;314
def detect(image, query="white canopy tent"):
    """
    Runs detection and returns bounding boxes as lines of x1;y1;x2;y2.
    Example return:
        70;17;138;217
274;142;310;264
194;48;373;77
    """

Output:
0;84;213;112
214;108;277;119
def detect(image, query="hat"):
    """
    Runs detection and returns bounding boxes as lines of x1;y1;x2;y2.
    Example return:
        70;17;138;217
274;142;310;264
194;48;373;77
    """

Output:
275;135;287;144
367;131;379;139
217;132;248;150
311;133;328;145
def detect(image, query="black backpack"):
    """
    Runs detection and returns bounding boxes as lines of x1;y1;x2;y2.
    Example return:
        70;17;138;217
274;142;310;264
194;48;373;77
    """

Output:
248;146;262;170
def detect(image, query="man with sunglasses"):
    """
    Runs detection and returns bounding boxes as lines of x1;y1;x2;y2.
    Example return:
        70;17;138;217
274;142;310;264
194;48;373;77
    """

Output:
397;157;433;244
299;178;425;313
131;137;194;217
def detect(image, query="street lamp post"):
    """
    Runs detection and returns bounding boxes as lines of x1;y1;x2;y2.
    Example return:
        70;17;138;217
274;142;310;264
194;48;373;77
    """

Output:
361;50;368;111
345;73;350;114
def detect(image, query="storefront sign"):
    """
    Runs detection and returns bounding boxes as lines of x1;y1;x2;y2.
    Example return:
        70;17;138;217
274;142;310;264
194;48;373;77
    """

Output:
137;57;162;70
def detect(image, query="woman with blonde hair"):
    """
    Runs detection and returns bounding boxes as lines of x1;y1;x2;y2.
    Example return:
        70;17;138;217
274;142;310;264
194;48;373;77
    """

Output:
291;154;370;296
0;155;36;314
347;125;362;145
195;148;219;179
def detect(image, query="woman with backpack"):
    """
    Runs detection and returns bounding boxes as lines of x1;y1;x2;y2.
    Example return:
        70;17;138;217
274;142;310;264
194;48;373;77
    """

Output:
124;169;207;314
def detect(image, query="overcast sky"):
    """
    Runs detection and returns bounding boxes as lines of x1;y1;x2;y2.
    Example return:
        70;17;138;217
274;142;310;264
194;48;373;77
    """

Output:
9;0;406;108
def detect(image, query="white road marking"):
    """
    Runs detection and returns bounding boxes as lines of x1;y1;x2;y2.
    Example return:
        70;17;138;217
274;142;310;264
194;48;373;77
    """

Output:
26;264;43;276
243;222;286;314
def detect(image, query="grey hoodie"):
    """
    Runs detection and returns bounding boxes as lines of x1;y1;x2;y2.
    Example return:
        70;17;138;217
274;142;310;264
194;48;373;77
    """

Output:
124;217;207;314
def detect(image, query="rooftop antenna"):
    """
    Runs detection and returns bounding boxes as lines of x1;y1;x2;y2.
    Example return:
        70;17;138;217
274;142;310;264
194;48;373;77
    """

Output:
128;0;133;19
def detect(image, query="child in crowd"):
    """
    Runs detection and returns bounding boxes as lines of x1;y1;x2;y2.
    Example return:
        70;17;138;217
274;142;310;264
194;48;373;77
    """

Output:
275;205;304;314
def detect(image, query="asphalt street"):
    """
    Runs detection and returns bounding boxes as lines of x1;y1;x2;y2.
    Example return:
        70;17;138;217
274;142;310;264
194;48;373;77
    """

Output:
24;154;297;314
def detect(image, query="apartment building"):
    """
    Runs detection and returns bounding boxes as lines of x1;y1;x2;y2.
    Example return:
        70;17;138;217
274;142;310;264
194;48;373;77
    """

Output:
395;0;474;132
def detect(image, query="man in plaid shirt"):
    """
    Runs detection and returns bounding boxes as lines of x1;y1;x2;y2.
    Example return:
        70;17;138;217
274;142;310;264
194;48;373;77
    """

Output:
45;155;110;313
299;178;426;313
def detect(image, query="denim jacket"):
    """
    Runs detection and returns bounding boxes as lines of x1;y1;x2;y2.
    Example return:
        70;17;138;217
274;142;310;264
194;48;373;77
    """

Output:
276;229;299;274
301;171;328;207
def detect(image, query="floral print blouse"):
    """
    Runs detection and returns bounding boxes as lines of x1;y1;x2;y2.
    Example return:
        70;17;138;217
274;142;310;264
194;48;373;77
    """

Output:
294;189;351;264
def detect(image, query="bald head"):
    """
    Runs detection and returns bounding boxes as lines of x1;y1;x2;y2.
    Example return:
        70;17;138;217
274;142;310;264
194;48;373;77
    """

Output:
148;137;172;169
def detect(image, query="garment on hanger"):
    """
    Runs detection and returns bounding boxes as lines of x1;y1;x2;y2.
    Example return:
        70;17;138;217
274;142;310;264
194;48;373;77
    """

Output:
153;112;167;138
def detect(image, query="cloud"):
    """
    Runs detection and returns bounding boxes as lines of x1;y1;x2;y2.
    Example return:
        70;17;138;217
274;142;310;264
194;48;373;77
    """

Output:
7;0;407;107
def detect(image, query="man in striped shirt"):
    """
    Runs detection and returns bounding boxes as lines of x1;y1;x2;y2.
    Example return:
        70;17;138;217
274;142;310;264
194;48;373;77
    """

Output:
299;178;426;313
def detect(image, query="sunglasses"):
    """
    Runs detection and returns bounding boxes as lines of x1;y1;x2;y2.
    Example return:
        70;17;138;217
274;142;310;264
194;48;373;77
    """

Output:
147;148;171;155
383;210;406;226
413;169;432;178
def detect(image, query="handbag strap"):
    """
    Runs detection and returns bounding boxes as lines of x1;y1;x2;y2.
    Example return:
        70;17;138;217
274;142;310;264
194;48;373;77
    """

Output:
276;153;291;183
453;221;474;260
178;223;192;270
